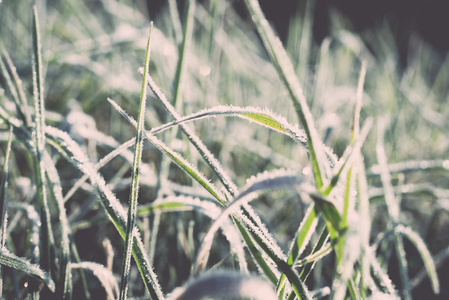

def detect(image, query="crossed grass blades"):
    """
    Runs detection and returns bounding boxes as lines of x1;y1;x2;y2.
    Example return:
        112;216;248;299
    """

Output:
0;0;447;299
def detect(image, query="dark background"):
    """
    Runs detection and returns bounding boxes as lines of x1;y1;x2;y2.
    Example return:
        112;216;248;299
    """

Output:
146;0;449;68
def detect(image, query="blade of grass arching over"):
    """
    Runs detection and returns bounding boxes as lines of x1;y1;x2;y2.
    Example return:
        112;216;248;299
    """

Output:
0;49;31;127
193;170;303;276
243;0;329;189
0;127;12;297
44;126;164;300
119;22;153;300
150;104;338;166
376;119;411;300
32;5;55;282
0;249;55;292
72;262;119;300
395;225;440;294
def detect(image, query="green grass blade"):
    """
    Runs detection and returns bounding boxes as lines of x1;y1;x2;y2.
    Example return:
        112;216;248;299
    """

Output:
32;5;55;285
0;249;55;292
396;225;440;294
119;22;153;300
277;204;318;296
243;0;328;189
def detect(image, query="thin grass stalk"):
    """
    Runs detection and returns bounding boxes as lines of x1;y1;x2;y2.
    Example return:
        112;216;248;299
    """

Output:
32;6;55;289
376;119;411;300
0;127;13;298
243;0;328;189
354;62;371;298
0;54;28;127
333;62;367;299
0;49;31;126
395;225;439;294
119;22;153;300
276;204;317;297
168;0;183;46
42;151;72;299
172;0;194;109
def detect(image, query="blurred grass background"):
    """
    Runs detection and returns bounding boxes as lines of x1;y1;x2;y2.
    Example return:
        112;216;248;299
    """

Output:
0;0;448;298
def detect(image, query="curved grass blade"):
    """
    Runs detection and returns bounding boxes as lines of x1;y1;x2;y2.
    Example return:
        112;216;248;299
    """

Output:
193;169;303;276
395;225;439;294
119;22;153;300
150;105;337;165
0;249;55;292
151;105;307;144
72;262;119;300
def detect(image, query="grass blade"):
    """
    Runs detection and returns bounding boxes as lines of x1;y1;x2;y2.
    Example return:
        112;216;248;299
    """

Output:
376;119;411;300
0;249;55;292
0;127;12;297
119;22;153;300
243;0;329;189
31;6;55;290
0;49;31;127
193;169;303;275
395;225;440;294
72;262;119;300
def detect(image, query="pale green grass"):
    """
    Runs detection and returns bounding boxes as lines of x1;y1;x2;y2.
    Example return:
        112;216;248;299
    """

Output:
0;0;447;299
